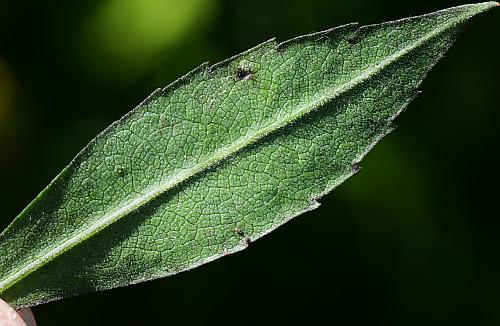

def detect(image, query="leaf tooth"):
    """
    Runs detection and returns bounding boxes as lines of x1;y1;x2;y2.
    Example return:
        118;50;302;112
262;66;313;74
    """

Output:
157;61;211;99
277;23;359;51
308;198;321;210
351;163;362;174
210;38;277;71
387;89;423;124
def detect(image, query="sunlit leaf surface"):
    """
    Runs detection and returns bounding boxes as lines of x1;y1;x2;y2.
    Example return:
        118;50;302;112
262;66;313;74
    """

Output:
0;2;497;308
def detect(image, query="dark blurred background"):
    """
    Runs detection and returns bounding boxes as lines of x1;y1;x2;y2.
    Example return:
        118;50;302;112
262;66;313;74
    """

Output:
0;0;499;325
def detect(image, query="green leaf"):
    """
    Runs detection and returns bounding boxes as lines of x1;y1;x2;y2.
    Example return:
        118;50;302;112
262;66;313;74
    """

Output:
0;2;497;308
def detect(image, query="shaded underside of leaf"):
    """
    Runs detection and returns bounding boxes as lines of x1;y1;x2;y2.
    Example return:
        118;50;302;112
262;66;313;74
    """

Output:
0;2;497;308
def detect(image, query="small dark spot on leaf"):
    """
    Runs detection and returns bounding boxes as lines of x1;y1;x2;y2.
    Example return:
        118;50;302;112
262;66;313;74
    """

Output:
351;163;361;173
234;227;245;237
116;167;126;177
347;33;361;45
236;68;252;81
235;227;251;244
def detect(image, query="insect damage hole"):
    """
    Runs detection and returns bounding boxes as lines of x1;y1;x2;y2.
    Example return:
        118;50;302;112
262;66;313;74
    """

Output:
236;68;252;81
346;29;362;45
235;59;258;81
234;227;252;245
234;227;245;237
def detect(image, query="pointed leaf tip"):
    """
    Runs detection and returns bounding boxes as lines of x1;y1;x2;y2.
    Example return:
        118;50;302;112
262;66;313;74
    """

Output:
481;1;500;9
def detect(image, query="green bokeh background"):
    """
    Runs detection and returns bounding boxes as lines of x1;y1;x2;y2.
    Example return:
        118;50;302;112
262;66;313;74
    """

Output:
0;0;499;325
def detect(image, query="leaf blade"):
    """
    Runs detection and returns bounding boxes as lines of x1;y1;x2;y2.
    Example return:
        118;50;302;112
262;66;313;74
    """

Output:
0;2;497;308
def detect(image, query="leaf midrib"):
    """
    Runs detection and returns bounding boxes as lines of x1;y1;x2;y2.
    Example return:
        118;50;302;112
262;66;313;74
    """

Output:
0;14;463;292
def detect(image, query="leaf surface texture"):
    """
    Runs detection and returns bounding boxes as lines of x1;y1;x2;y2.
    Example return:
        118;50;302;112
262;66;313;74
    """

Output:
0;2;497;308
